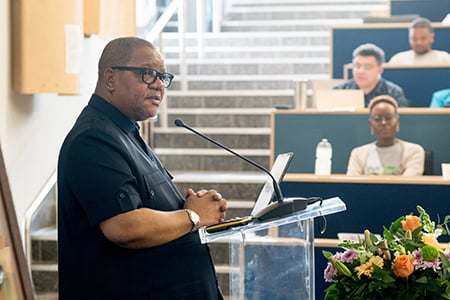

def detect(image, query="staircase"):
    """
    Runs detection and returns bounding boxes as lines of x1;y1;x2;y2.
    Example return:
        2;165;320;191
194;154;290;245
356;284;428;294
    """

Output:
31;0;388;299
151;0;388;296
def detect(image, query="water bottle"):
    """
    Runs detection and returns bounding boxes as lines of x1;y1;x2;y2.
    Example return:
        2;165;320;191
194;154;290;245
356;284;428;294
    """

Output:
315;138;332;175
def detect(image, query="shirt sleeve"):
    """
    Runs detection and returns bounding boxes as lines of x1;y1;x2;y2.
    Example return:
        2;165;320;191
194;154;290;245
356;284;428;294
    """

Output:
346;147;365;175
63;129;143;225
402;142;425;176
390;86;409;107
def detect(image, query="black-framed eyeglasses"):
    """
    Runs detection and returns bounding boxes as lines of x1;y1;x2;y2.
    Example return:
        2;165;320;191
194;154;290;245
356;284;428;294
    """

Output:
369;114;398;124
111;66;174;88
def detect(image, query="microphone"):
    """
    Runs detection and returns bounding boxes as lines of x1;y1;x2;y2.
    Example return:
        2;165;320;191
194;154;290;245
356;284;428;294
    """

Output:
175;118;284;202
174;119;308;221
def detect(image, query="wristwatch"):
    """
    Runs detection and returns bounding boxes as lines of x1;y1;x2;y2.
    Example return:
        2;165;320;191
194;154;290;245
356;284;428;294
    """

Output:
184;209;201;232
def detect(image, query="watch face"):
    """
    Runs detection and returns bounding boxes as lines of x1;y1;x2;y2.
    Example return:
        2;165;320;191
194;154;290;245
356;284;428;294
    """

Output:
186;209;200;231
191;211;200;223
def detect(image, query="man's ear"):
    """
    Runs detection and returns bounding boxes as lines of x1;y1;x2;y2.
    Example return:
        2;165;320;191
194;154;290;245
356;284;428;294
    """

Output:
103;68;116;92
378;64;384;75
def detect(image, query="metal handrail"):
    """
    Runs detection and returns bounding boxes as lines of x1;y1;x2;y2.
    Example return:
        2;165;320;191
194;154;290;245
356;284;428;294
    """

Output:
23;0;226;270
23;170;57;269
144;0;225;129
145;0;183;43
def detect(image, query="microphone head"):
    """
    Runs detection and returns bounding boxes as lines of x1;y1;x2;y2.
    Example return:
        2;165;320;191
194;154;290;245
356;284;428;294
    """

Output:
174;119;185;127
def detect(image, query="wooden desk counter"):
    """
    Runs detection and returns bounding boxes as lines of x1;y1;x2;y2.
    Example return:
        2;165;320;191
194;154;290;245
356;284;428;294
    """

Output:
285;174;450;185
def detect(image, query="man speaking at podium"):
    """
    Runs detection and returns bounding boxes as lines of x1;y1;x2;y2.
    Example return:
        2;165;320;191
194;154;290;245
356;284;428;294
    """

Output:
57;37;227;299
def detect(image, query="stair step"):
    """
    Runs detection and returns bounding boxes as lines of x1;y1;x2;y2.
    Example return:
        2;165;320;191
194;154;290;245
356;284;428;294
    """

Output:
31;226;57;241
168;74;328;91
157;151;270;172
158;31;330;47
32;264;58;272
172;171;267;183
225;5;387;21
167;89;294;97
227;0;386;5
165;107;274;115
154;127;270;134
163;45;329;59
153;127;270;149
166;90;294;109
156;148;270;156
221;18;363;32
166;58;329;76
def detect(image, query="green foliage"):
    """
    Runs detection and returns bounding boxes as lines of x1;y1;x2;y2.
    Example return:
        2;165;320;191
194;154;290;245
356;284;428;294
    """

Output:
323;206;450;300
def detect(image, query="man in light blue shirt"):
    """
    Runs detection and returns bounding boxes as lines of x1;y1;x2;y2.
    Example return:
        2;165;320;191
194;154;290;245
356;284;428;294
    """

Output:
430;88;450;108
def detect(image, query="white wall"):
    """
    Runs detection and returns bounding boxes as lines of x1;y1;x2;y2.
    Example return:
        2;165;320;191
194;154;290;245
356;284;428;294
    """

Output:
0;0;108;235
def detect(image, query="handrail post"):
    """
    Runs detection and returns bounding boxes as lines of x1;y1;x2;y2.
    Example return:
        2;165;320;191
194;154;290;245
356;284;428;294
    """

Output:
196;0;205;59
178;0;188;91
212;0;223;33
293;79;308;110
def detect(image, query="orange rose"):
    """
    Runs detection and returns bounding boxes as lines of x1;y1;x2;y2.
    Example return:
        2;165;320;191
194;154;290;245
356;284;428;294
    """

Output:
401;215;421;232
392;255;414;278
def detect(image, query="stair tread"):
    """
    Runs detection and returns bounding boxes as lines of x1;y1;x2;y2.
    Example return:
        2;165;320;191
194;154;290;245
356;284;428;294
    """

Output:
227;4;386;12
166;57;330;64
172;171;267;183
167;89;294;96
155;148;270;155
31;226;57;241
165;107;276;114
170;74;328;80
153;127;270;134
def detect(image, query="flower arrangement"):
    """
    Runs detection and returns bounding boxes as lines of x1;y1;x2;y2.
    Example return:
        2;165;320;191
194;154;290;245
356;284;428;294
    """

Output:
323;206;450;299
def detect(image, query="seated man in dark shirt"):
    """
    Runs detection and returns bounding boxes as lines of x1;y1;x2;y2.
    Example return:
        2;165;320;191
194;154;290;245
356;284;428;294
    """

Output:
334;43;409;107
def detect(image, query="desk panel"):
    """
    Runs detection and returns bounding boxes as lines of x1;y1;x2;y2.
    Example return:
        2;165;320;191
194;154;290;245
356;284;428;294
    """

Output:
281;174;450;299
271;109;450;175
331;24;450;78
283;174;450;239
344;64;450;107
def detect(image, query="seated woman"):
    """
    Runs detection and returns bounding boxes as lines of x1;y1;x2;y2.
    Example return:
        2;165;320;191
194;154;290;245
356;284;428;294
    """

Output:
347;95;425;175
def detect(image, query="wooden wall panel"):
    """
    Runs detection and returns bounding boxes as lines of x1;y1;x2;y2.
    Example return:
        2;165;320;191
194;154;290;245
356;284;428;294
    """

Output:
98;0;136;41
84;0;101;35
12;0;83;94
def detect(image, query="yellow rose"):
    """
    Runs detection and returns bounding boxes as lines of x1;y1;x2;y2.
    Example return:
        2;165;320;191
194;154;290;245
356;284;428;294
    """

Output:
401;215;421;232
392;254;414;278
422;235;445;251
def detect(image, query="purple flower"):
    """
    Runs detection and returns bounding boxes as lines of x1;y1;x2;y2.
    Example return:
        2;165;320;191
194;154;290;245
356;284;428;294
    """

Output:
336;249;359;263
412;249;441;272
324;262;338;282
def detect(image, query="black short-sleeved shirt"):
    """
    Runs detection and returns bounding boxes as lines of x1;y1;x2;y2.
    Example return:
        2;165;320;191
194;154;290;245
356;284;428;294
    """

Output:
333;77;409;107
57;94;222;300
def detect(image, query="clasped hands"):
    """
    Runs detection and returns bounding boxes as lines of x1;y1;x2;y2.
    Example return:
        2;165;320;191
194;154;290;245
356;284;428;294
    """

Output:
184;188;228;226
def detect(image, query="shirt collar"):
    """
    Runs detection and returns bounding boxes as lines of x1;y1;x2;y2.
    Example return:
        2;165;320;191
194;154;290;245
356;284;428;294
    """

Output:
89;94;137;134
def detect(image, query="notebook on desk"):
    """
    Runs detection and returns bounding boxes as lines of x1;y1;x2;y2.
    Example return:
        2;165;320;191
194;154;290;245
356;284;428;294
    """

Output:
314;89;365;110
205;152;294;233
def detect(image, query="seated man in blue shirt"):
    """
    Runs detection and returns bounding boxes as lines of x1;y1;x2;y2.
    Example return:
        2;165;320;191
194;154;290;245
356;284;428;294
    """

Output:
334;43;409;107
430;88;450;108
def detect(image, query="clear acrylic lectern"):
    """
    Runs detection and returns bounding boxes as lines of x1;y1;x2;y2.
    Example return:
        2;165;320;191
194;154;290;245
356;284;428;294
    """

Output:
199;197;346;300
